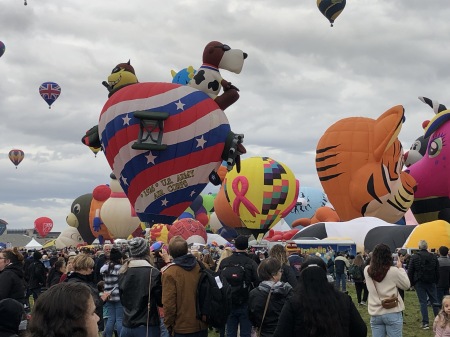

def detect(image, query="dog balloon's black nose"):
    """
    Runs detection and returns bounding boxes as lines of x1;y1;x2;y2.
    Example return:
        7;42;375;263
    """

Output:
243;53;248;59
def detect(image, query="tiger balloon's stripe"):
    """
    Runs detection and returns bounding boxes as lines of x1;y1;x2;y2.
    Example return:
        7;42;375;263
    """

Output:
99;82;230;224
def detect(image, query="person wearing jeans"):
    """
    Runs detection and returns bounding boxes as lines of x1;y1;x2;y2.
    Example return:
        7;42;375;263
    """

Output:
414;281;440;327
365;244;411;337
334;252;350;292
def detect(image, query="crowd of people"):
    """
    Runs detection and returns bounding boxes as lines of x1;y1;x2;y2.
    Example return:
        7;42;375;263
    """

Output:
0;237;449;337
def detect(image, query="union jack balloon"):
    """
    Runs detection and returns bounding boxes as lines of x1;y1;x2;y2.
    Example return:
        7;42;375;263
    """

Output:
39;81;61;109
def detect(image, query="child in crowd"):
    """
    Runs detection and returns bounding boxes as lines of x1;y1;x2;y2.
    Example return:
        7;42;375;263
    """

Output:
97;281;109;337
434;295;450;337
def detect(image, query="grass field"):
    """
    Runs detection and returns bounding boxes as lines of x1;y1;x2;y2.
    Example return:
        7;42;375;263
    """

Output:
208;282;437;337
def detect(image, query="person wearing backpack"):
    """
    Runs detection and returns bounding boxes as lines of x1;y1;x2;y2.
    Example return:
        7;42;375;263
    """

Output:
350;254;368;305
219;235;259;337
27;251;47;300
407;240;440;330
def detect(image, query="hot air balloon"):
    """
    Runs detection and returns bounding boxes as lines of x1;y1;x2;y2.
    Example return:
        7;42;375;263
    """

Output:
39;81;61;109
34;217;53;238
0;219;7;236
168;218;207;244
223;157;299;236
0;41;5;58
97;81;243;226
283;186;329;226
8;149;24;169
317;0;346;27
89;146;101;157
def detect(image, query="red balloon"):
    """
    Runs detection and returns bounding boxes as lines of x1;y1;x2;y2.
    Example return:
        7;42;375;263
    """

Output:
34;217;53;238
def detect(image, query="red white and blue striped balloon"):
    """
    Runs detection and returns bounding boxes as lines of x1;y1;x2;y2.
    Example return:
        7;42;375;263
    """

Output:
98;82;230;225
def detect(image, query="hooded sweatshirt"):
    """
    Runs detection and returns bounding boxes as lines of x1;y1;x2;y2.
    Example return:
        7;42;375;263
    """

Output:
0;298;23;336
162;254;208;334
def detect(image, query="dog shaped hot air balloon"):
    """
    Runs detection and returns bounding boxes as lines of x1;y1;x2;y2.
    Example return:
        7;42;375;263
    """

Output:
82;49;246;226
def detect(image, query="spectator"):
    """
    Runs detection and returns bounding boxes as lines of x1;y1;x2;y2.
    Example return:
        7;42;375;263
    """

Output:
119;237;162;337
334;251;350;293
215;247;233;273
94;244;112;283
248;258;292;337
101;247;124;337
162;236;208;337
273;256;367;337
26;282;99;337
365;243;410;336
46;258;66;288
65;253;105;332
219;235;259;337
352;254;368;306
433;295;450;336
437;246;450;305
287;249;303;281
269;244;297;288
325;253;334;278
0;248;26;303
407;240;440;329
0;298;24;337
26;251;47;300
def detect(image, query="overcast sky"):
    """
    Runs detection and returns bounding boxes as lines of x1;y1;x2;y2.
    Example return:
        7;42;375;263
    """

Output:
1;0;449;232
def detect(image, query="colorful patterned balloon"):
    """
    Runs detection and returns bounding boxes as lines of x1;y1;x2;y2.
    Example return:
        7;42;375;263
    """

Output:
98;82;230;225
39;81;61;109
223;157;299;235
8;149;24;169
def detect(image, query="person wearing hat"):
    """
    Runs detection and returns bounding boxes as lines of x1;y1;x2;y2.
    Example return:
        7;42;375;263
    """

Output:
219;235;259;337
0;298;25;337
119;237;162;337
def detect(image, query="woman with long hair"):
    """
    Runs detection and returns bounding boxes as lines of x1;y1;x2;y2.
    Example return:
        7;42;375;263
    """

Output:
100;247;124;337
273;256;367;337
352;254;368;305
46;258;66;288
269;244;297;288
365;243;410;337
26;282;99;337
0;247;26;303
248;257;292;337
215;247;233;273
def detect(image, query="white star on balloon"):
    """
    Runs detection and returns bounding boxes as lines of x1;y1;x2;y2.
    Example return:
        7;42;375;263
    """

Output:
121;176;128;186
196;135;207;149
146;152;157;165
122;114;131;125
161;198;169;206
175;100;185;111
190;190;196;197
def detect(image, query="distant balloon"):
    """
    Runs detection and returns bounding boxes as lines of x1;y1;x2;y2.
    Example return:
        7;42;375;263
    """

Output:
317;0;346;27
8;149;24;169
39;81;61;109
89;146;101;157
0;219;7;236
0;41;5;58
34;217;53;238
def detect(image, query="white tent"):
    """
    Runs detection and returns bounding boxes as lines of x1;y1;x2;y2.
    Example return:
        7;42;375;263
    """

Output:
207;233;229;246
25;238;43;250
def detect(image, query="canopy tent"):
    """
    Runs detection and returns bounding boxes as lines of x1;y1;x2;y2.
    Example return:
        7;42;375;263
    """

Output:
25;238;43;250
207;233;229;246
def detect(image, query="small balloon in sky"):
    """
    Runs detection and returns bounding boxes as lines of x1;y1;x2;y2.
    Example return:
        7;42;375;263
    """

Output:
0;41;5;58
8;149;25;169
39;81;61;109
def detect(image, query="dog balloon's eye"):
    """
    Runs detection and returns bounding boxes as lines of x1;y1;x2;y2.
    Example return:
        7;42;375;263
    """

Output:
111;66;121;74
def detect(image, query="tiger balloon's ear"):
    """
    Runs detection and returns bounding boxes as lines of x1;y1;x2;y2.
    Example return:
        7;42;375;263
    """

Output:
373;105;404;162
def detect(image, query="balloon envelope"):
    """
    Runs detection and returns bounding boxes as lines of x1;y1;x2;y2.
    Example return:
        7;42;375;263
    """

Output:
224;157;299;235
283;186;328;226
39;81;61;108
98;82;230;225
0;220;6;235
34;217;53;238
317;0;346;26
8;149;24;168
0;41;5;58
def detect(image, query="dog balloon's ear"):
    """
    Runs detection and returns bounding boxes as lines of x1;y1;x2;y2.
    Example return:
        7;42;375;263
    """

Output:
127;59;131;65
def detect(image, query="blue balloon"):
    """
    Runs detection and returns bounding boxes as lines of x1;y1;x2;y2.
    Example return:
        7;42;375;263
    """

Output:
0;223;6;236
190;195;203;212
283;186;328;226
179;211;194;220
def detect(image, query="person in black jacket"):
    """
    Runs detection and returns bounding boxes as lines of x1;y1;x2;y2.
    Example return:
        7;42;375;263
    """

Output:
119;237;162;337
219;235;259;337
0;248;26;303
273;256;367;337
46;259;66;288
437;246;450;305
248;258;292;337
26;251;47;300
407;240;440;329
269;244;297;288
0;298;24;337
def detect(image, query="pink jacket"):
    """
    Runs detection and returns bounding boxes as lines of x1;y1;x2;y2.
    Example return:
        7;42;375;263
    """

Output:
434;315;450;337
